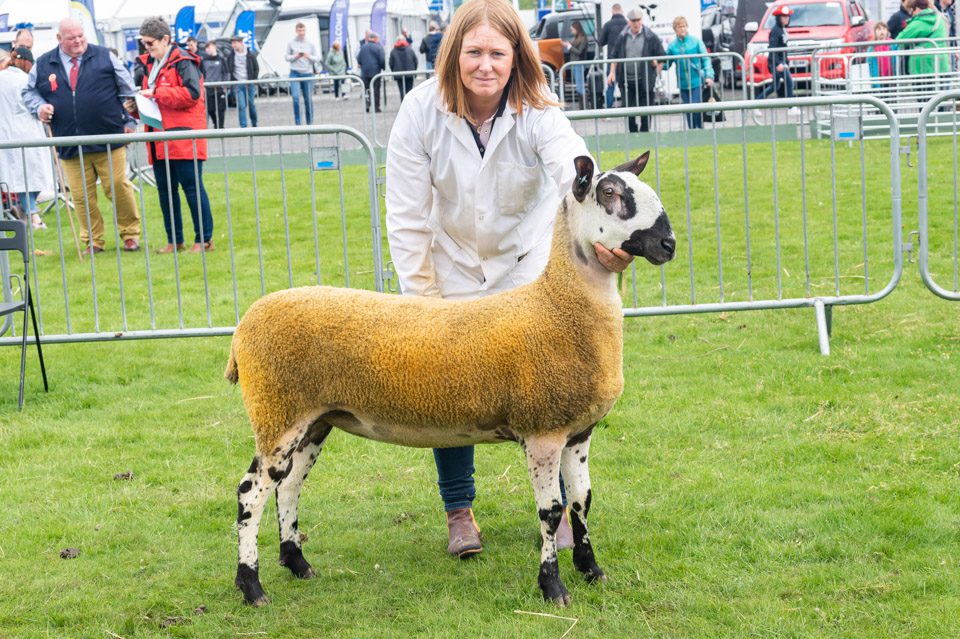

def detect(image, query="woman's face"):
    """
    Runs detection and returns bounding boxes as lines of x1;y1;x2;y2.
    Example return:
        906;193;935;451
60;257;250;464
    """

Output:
141;33;171;59
458;23;514;105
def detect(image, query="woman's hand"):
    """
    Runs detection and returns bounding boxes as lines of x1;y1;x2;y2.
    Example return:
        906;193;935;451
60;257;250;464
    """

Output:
594;243;634;272
140;88;155;99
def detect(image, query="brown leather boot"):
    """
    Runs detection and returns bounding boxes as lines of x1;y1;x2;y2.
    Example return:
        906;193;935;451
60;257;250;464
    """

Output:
446;508;482;558
556;508;574;551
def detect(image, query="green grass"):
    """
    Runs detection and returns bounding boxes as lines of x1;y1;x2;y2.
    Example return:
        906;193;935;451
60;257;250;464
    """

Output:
0;138;957;637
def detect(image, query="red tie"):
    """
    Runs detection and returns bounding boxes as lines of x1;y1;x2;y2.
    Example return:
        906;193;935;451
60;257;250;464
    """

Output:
69;57;79;91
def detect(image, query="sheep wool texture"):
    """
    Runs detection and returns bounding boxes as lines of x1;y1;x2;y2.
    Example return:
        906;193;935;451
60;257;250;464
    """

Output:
226;208;625;456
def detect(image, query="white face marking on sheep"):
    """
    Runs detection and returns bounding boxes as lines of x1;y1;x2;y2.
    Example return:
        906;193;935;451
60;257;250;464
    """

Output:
569;153;676;266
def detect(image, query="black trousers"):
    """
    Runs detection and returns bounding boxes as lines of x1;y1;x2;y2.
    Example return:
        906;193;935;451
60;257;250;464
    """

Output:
619;77;654;133
206;89;227;129
396;77;414;101
362;75;381;112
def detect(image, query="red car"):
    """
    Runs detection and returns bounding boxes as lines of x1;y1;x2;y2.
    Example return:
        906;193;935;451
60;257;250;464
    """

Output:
744;0;873;90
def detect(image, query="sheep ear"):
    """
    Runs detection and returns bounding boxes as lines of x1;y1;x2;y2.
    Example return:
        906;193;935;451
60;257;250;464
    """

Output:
613;151;651;176
573;155;594;203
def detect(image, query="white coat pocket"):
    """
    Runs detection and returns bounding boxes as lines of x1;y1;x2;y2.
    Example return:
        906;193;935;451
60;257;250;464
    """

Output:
496;162;542;216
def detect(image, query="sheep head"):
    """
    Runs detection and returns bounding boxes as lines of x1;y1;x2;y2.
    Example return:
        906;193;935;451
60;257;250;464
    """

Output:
570;153;676;266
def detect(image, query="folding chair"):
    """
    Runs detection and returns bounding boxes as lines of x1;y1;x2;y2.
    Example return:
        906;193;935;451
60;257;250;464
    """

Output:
0;220;48;410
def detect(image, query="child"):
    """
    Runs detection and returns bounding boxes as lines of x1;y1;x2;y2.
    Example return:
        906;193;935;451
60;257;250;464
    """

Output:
868;22;895;85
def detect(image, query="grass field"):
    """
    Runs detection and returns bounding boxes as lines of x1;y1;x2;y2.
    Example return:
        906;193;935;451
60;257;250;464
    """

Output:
0;136;957;637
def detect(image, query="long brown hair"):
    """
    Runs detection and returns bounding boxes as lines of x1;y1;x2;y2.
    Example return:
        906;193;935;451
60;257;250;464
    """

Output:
434;0;556;119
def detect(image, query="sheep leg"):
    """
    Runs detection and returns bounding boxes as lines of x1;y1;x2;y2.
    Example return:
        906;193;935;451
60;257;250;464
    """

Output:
561;433;606;584
235;453;283;606
524;434;571;606
276;421;333;579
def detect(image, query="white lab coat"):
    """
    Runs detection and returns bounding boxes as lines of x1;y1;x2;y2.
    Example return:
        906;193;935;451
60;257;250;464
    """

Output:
0;67;55;196
385;77;590;300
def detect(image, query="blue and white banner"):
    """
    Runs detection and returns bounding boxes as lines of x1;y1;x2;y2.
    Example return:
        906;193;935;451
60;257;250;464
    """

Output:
330;0;350;51
174;6;196;44
370;0;387;40
701;0;718;9
235;10;257;51
69;0;100;45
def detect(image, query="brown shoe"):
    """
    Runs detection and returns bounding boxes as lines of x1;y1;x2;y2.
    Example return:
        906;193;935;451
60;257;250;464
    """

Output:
122;238;140;251
446;508;482;558
556;508;574;551
189;241;214;253
157;243;185;254
83;245;104;255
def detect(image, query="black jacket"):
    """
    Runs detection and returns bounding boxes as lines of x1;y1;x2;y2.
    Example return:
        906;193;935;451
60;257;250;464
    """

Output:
610;26;665;90
419;32;443;64
389;44;418;73
599;13;627;55
201;52;228;84
226;49;259;81
887;7;911;38
32;44;129;158
356;41;386;77
766;21;789;72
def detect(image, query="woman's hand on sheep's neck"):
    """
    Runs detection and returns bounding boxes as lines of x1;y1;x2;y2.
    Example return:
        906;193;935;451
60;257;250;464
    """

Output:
593;243;634;273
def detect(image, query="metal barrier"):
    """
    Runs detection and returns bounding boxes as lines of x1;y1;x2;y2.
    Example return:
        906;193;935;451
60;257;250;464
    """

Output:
808;39;960;139
566;94;903;355
368;70;436;147
0;125;385;344
559;52;747;112
917;90;960;301
541;63;558;97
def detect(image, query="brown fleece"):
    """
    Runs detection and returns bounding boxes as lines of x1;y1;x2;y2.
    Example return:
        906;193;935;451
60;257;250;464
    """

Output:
227;206;625;455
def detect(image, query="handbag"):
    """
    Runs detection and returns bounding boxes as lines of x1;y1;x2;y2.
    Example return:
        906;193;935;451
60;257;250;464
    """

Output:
702;85;725;123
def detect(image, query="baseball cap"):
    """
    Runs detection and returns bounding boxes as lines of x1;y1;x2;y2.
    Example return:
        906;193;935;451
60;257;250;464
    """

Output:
627;9;643;20
12;46;34;63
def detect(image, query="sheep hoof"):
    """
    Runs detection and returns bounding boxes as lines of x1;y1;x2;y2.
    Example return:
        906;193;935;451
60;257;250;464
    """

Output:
279;541;316;579
236;564;269;606
584;567;607;584
549;591;573;607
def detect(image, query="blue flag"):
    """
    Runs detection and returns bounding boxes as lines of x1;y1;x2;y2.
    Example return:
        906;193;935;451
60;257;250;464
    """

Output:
330;0;350;60
370;0;387;40
235;10;257;52
174;6;196;44
0;15;8;32
68;0;100;45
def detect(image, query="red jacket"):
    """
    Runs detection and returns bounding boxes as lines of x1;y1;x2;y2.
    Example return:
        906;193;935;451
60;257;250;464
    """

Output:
139;46;207;163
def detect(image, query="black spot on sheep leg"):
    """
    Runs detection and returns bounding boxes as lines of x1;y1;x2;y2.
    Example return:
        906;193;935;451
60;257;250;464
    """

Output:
276;420;333;580
236;452;283;606
525;437;570;606
560;437;606;585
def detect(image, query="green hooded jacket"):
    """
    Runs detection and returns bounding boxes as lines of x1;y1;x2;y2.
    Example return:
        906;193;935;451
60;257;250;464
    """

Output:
896;9;950;75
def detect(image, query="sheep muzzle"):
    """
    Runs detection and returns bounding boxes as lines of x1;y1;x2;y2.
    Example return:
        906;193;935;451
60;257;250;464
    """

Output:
620;212;675;265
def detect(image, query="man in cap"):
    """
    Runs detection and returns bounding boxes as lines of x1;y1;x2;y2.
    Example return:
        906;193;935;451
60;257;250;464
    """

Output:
606;8;664;132
227;34;259;127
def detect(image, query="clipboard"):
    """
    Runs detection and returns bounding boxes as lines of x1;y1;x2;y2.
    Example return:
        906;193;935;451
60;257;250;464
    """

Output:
135;94;164;130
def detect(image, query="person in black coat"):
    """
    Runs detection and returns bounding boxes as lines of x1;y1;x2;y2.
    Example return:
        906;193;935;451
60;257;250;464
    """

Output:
760;5;794;100
606;9;664;132
356;32;386;112
389;36;418;101
598;3;627;107
201;41;228;128
887;0;912;38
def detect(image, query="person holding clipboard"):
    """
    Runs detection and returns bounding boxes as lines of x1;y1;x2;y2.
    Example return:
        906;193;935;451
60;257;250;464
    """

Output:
135;16;214;254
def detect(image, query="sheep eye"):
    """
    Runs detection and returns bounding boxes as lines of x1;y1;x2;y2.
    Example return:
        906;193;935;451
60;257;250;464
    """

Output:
602;187;615;197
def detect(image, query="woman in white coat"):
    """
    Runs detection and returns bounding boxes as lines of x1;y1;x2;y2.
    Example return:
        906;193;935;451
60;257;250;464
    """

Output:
385;0;634;558
0;47;55;229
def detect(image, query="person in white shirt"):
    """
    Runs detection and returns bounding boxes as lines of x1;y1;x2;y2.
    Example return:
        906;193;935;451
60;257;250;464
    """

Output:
385;0;634;559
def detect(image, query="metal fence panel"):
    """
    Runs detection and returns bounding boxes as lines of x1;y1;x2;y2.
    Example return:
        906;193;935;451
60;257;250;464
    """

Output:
0;125;384;344
917;90;960;301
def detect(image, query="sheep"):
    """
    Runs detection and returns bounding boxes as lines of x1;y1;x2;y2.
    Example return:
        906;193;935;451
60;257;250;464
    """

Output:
225;152;676;607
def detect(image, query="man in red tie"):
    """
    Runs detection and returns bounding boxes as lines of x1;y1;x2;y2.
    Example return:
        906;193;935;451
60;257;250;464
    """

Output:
22;18;142;254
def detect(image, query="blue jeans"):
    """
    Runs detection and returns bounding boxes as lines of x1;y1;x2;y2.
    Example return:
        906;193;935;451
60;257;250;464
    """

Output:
290;70;314;125
235;84;258;128
572;64;585;96
152;159;213;245
16;191;40;214
434;446;567;511
761;67;794;100
679;85;704;129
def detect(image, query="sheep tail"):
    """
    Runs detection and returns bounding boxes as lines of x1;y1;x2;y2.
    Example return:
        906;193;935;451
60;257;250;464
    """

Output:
225;345;239;385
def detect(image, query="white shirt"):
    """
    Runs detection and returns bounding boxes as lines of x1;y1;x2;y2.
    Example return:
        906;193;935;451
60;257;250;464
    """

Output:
385;77;589;300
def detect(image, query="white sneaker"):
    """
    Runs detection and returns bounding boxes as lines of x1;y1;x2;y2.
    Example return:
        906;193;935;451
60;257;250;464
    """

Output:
31;214;47;229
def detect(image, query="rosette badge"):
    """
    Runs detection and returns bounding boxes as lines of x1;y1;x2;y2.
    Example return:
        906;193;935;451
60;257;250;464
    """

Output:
48;74;58;91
